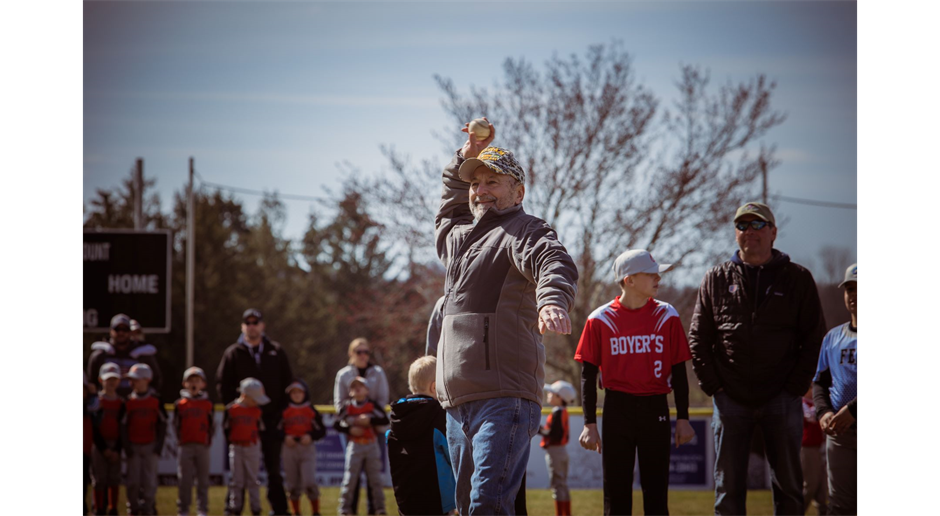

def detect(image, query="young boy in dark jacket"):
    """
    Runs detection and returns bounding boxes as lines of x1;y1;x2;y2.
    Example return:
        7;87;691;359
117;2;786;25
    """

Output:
281;379;326;516
386;356;456;515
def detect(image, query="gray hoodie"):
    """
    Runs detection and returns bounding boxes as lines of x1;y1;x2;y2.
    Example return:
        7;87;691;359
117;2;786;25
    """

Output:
435;151;579;408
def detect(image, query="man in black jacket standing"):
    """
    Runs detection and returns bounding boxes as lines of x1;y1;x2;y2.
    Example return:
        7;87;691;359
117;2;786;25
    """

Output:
689;202;826;516
216;308;294;516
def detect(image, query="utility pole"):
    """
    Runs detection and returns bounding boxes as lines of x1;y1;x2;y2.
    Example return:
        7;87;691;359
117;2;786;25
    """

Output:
186;157;195;368
134;158;144;229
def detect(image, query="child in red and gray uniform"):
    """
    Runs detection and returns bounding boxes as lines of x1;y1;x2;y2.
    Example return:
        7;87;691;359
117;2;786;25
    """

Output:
224;378;269;516
122;363;167;516
334;376;389;515
281;379;326;515
92;363;124;516
175;366;215;516
539;381;575;516
84;372;97;515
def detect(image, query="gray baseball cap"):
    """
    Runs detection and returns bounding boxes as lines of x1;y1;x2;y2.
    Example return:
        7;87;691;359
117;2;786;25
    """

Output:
242;308;263;322
99;362;122;381
238;377;271;405
127;363;153;381
613;250;674;282
110;313;132;329
838;263;857;288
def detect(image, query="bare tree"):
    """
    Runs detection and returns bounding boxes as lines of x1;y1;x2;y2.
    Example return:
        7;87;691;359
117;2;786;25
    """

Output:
349;41;786;390
818;245;854;286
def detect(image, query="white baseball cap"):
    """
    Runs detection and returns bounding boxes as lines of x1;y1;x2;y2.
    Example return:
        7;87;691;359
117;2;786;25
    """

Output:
99;362;122;381
613;249;674;282
182;366;206;382
127;363;153;380
543;380;577;405
238;377;271;405
838;263;857;288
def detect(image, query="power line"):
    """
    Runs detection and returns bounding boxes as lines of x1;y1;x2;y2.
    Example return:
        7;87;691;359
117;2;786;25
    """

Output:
772;195;856;210
194;171;330;203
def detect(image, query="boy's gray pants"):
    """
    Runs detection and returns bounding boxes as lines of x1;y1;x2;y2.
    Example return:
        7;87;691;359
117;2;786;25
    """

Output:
826;427;857;515
282;441;320;501
126;443;159;515
339;440;386;514
92;440;121;488
228;442;262;514
544;445;571;501
177;443;210;515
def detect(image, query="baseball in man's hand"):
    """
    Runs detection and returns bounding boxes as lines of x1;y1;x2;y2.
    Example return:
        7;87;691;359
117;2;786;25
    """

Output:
468;118;491;141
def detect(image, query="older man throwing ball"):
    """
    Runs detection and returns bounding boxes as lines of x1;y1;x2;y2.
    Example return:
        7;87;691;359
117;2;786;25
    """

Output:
434;118;579;515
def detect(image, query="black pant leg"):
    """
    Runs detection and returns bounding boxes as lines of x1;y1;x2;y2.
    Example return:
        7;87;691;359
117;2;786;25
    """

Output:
262;428;288;514
603;391;638;516
351;474;361;514
636;395;671;516
84;454;91;515
515;473;528;515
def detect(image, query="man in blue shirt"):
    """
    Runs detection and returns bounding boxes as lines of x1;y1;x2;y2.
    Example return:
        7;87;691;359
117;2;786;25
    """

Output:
812;263;857;515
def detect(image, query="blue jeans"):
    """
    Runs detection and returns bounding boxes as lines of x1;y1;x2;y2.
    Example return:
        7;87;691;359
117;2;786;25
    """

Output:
712;390;804;515
446;397;541;515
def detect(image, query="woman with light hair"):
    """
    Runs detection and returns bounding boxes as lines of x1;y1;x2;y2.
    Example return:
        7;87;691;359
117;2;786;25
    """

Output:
333;337;390;514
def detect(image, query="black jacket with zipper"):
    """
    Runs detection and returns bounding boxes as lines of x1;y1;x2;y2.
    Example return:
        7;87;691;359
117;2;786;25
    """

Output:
215;334;294;424
688;249;826;405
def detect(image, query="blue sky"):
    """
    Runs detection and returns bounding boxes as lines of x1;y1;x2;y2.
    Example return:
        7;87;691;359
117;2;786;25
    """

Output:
84;1;856;274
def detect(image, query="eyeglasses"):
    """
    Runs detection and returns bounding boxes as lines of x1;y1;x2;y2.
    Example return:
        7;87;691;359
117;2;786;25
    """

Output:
735;220;771;232
243;319;261;326
355;349;371;356
113;326;130;332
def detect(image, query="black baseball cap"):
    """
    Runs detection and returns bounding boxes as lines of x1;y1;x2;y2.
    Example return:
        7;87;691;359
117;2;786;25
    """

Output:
242;308;263;322
110;313;132;329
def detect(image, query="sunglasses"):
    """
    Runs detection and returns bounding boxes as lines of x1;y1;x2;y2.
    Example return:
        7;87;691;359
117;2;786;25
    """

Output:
243;319;261;326
355;349;371;356
113;326;130;332
735;220;771;232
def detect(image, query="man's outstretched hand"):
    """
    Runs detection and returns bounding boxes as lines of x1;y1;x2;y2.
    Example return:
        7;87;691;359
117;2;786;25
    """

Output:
538;305;571;335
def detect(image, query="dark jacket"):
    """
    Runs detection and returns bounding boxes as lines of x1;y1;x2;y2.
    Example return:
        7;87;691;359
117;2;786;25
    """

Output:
386;395;456;515
435;151;579;408
215;334;294;424
688;250;826;405
87;340;162;398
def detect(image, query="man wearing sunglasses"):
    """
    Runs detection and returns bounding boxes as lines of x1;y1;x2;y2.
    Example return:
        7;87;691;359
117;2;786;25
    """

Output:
216;308;295;516
689;202;826;515
86;313;162;397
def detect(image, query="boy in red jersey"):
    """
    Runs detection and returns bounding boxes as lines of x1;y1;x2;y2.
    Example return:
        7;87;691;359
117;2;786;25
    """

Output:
82;370;92;515
224;378;270;516
175;366;215;516
92;363;124;515
281;380;326;515
575;250;696;515
334;377;389;515
539;381;576;516
122;363;167;516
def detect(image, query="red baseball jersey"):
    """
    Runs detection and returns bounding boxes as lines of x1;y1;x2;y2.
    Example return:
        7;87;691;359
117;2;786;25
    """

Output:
540;407;569;449
176;397;214;445
574;297;691;395
282;404;317;438
125;394;161;444
344;400;379;444
226;402;263;445
97;396;123;442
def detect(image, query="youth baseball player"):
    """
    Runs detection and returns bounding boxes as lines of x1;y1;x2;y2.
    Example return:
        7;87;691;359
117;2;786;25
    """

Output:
575;250;695;515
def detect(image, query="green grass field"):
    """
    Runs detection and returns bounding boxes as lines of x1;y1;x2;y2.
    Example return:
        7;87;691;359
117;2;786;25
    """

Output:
87;486;787;515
